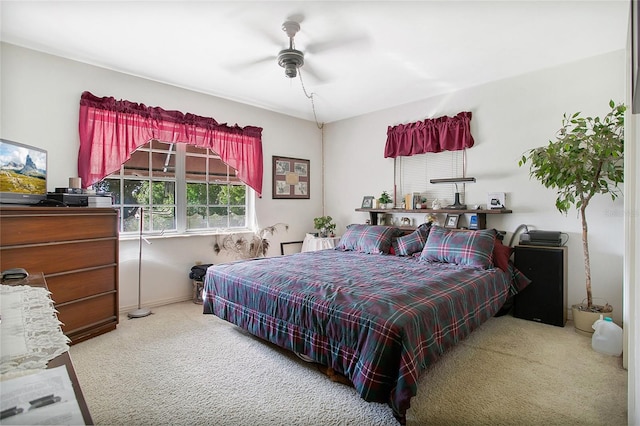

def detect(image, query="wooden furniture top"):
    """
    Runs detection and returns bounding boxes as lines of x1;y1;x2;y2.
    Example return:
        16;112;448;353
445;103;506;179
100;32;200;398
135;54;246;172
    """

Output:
2;272;94;425
1;271;48;287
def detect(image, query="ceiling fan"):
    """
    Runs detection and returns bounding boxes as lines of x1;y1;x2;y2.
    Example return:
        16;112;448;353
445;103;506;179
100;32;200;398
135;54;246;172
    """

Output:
226;16;369;84
277;20;305;79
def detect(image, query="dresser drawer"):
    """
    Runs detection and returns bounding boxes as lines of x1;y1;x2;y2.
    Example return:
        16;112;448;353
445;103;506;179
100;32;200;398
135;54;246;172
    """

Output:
0;210;117;246
57;293;117;334
1;239;116;275
46;266;117;304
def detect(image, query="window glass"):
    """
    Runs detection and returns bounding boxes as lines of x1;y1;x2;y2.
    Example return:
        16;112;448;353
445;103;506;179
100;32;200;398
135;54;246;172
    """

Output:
184;145;246;231
99;140;248;234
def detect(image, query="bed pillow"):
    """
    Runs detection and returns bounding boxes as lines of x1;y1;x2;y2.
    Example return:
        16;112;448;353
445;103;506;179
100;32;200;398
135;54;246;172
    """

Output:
419;226;496;269
336;224;399;254
392;222;432;256
493;237;513;271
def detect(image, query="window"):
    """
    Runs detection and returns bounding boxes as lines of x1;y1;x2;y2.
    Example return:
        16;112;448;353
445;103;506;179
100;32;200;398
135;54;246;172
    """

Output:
96;140;250;234
184;144;246;230
394;150;466;207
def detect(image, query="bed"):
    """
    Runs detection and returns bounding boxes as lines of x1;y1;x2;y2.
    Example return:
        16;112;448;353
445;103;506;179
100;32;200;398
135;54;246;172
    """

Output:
203;224;529;424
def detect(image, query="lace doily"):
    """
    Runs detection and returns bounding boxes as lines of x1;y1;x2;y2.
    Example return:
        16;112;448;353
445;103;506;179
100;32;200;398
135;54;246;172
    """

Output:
0;284;70;375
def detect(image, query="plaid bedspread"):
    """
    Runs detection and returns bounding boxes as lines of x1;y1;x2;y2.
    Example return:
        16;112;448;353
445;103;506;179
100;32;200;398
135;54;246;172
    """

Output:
203;250;527;423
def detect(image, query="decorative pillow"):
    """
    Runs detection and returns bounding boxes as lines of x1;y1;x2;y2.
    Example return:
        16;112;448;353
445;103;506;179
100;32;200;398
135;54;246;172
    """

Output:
493;237;513;271
392;222;432;256
336;224;400;254
419;226;496;269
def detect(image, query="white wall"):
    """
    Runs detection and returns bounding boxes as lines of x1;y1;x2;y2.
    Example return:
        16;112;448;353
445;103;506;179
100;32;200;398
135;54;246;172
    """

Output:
0;43;627;325
325;50;626;324
0;43;323;311
1;39;635;425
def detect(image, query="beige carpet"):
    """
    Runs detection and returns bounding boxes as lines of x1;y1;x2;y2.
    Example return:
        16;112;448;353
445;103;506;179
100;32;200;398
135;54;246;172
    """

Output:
69;301;627;425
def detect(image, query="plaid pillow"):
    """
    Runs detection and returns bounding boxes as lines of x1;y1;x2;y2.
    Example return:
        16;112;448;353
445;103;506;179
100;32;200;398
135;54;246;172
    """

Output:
336;224;400;254
392;223;432;256
419;226;496;269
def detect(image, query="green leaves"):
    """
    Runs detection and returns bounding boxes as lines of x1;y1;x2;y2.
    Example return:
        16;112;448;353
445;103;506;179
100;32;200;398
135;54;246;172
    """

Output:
519;155;527;167
378;191;392;204
518;101;626;215
313;215;336;233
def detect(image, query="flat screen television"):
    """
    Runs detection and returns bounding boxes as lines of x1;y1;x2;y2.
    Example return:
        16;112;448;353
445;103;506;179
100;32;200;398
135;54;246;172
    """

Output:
0;138;48;205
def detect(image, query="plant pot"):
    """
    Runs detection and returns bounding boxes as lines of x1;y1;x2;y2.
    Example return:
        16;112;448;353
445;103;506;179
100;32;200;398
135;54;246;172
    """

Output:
571;303;613;336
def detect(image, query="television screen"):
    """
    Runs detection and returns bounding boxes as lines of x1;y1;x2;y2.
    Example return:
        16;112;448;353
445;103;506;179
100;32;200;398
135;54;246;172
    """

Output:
0;138;48;205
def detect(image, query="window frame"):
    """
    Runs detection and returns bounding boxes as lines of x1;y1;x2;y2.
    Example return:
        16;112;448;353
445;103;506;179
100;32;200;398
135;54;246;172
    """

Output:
99;140;254;237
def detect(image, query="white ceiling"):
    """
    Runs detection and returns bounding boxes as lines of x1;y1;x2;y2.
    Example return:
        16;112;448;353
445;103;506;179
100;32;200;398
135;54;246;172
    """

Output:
0;1;630;123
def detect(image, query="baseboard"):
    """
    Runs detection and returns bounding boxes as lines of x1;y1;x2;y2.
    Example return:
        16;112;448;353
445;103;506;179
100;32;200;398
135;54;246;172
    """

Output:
119;295;193;315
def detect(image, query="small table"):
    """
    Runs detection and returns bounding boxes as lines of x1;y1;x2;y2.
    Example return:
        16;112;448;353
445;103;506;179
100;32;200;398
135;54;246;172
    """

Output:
301;234;341;252
1;273;93;425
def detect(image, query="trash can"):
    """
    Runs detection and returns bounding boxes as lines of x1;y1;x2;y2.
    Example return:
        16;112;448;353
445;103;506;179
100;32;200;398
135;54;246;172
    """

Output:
189;263;212;304
192;280;204;304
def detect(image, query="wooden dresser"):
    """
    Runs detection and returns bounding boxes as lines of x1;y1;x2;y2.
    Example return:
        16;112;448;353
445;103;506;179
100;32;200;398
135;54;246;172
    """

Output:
0;206;119;344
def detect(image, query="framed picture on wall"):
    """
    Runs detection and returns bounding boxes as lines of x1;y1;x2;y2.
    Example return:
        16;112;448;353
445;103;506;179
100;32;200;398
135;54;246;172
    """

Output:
272;156;310;199
445;214;460;229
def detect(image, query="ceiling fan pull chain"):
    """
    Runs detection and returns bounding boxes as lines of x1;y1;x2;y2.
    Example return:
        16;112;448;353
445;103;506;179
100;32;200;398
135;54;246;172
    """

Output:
298;70;323;129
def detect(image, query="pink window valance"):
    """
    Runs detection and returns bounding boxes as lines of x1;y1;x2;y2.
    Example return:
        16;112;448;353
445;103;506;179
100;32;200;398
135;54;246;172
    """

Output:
78;91;264;196
384;111;474;158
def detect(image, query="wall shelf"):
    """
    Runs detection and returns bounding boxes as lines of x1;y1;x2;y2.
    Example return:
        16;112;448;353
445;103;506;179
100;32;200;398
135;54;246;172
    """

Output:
355;207;512;229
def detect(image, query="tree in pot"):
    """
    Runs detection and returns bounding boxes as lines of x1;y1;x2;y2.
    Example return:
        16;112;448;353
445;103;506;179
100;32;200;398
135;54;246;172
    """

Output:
519;100;625;335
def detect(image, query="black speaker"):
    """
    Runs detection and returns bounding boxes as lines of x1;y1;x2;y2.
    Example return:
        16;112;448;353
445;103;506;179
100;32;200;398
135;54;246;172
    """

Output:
513;245;567;327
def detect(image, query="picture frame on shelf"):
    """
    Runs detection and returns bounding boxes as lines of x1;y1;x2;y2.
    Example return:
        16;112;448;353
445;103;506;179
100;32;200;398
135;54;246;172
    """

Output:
272;156;310;199
487;192;506;209
445;214;460;229
361;196;375;209
468;214;479;230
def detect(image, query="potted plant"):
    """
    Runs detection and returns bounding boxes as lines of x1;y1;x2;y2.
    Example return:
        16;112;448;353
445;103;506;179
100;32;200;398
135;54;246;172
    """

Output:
314;216;336;237
378;191;393;209
519;100;625;335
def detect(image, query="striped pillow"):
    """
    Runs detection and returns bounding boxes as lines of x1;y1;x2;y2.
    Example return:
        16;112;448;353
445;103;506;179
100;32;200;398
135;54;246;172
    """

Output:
419;226;496;269
392;222;432;256
336;224;400;254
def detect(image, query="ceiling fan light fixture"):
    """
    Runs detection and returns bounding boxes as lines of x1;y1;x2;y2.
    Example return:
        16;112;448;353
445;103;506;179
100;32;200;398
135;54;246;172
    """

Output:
284;62;298;78
277;49;304;78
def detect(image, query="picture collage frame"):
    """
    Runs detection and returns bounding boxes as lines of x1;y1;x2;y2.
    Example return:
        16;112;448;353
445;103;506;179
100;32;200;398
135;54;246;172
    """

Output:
272;156;310;199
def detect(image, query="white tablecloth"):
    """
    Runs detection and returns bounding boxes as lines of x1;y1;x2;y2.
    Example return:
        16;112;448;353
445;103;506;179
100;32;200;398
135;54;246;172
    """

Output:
301;234;341;252
0;285;69;375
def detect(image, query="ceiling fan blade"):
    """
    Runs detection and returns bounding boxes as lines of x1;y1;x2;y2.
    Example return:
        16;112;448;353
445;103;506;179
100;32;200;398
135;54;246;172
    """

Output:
299;61;329;84
224;55;276;74
286;13;305;25
305;33;371;55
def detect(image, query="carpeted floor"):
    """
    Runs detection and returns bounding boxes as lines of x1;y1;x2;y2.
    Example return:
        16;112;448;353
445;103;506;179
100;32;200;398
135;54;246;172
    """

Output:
69;301;627;425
